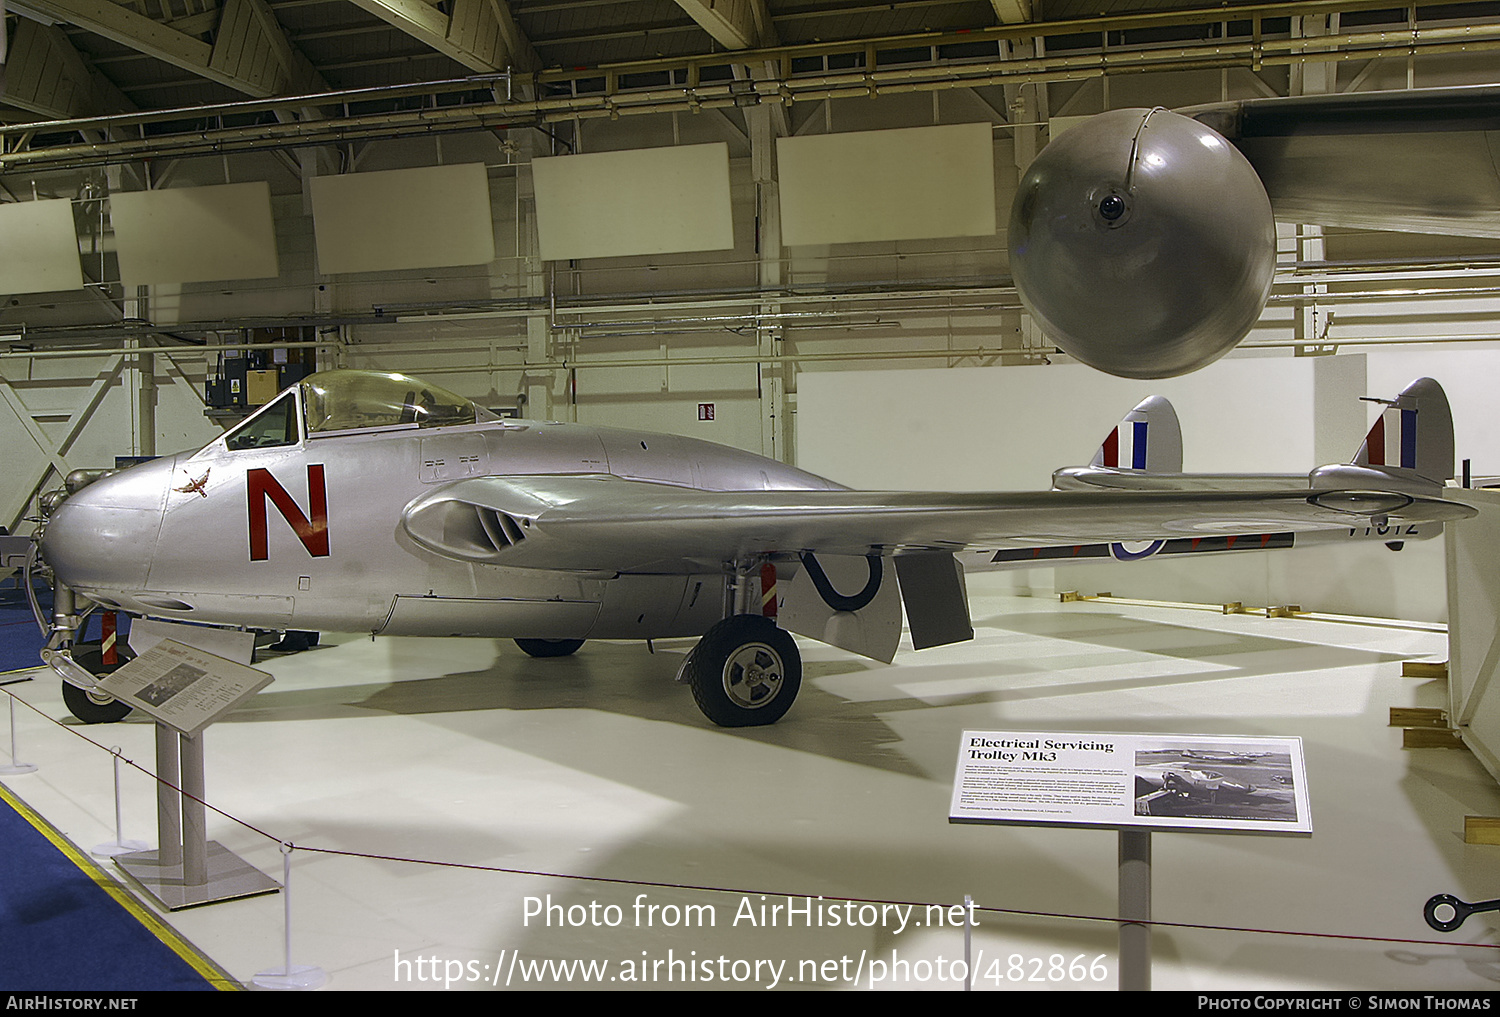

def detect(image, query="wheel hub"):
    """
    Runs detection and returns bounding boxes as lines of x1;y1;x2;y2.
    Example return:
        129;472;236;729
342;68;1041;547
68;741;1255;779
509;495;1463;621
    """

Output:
723;642;783;709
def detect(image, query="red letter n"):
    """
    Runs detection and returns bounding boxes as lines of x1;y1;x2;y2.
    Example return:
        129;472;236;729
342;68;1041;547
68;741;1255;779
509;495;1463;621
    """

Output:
248;465;329;561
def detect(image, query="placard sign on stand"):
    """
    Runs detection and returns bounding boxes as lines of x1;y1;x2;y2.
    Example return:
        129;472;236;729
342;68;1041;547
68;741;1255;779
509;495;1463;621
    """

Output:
949;731;1311;990
95;638;273;737
92;639;279;910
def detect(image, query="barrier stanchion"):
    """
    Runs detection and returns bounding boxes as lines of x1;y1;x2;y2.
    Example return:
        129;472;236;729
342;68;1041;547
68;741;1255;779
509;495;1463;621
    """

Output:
253;843;327;990
92;744;149;858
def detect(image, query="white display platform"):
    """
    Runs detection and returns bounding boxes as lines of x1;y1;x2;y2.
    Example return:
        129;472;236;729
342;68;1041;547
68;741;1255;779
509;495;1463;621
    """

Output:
5;576;1499;991
1445;487;1500;784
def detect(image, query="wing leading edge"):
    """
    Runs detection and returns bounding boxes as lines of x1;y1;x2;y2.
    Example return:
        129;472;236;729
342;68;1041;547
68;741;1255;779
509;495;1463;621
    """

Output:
401;472;1474;574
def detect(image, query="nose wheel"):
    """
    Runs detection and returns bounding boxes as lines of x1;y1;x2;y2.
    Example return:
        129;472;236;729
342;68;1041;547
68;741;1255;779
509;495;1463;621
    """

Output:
62;680;131;725
686;615;801;727
60;642;133;724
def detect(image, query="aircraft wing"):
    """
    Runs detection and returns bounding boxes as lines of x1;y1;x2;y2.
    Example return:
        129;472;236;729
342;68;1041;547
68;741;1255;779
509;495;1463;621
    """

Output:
1183;85;1500;238
400;473;1475;574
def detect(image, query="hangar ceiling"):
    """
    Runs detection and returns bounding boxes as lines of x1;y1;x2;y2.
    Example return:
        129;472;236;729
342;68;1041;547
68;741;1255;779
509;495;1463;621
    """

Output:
6;0;1500;169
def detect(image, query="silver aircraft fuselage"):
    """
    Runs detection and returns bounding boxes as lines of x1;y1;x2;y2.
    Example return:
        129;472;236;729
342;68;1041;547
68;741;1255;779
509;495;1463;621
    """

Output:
42;399;839;642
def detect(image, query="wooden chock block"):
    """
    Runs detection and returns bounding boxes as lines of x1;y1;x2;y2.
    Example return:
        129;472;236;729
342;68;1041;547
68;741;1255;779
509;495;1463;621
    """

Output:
1390;707;1448;728
1464;817;1500;846
1402;728;1467;750
1402;661;1449;680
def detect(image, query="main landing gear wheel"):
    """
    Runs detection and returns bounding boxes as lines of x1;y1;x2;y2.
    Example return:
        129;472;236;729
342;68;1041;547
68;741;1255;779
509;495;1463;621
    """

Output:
514;638;586;658
61;642;133;724
269;630;320;652
687;615;801;728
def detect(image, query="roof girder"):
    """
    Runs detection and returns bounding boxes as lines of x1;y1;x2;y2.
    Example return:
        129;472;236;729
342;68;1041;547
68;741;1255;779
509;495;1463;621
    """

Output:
4;18;137;118
672;0;776;50
15;0;326;98
348;0;540;74
990;0;1033;24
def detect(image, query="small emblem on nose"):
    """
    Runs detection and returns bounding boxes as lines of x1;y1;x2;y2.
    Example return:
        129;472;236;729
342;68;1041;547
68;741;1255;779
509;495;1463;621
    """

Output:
174;468;211;498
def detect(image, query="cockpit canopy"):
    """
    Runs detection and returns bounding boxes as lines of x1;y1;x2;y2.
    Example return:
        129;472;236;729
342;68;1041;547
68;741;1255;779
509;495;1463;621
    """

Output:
220;369;490;452
301;369;484;434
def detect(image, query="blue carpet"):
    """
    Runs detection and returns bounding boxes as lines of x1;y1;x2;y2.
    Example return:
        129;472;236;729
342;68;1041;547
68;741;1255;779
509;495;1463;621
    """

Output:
0;578;47;676
0;783;235;990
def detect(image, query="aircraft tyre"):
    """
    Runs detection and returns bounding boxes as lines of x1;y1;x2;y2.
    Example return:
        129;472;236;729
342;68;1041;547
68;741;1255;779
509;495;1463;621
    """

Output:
687;615;801;728
61;643;133;724
514;638;585;658
270;630;320;652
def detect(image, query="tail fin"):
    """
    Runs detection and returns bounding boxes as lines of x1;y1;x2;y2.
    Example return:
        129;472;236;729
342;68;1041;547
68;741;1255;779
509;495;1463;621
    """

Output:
1352;377;1455;487
1089;395;1183;474
1312;377;1455;493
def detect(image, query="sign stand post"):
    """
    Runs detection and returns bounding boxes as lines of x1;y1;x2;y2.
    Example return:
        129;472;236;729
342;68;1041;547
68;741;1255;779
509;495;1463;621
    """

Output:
1118;829;1151;991
116;723;280;910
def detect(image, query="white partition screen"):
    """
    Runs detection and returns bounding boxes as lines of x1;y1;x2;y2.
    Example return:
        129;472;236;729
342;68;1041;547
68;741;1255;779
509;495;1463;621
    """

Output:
310;163;496;274
0;198;83;293
111;181;280;287
531;143;735;261
777;123;997;246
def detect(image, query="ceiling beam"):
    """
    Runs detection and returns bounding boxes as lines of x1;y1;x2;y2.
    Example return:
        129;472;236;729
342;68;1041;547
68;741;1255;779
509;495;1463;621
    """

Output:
17;0;327;98
3;19;137;118
990;0;1033;24
349;0;540;75
19;0;218;74
673;0;776;50
210;0;314;95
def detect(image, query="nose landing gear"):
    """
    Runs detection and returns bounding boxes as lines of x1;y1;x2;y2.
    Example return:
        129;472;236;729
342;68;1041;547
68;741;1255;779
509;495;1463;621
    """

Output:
42;581;134;724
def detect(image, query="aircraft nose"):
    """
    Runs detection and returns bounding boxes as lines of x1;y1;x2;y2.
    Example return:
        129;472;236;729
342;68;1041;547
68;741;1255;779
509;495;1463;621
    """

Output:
41;455;177;593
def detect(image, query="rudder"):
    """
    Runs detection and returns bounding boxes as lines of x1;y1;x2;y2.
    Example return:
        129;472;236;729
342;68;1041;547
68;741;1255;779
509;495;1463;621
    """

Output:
1353;378;1455;487
1090;395;1183;474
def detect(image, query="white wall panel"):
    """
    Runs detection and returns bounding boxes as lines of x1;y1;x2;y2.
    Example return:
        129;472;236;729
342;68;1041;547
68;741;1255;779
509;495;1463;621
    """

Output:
1447;489;1500;784
796;357;1343;492
310;163;496;274
111;181;279;288
0;198;84;293
531;143;734;261
777;123;996;246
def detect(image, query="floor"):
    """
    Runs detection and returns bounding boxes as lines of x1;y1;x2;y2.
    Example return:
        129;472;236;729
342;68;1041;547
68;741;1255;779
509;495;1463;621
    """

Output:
4;574;1500;992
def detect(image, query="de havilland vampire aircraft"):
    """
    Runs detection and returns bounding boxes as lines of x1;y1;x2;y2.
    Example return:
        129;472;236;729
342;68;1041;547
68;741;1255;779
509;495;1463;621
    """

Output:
31;369;1474;728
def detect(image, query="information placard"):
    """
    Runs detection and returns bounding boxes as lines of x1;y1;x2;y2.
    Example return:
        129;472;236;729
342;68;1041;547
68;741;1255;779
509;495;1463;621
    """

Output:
950;731;1311;834
96;639;273;736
